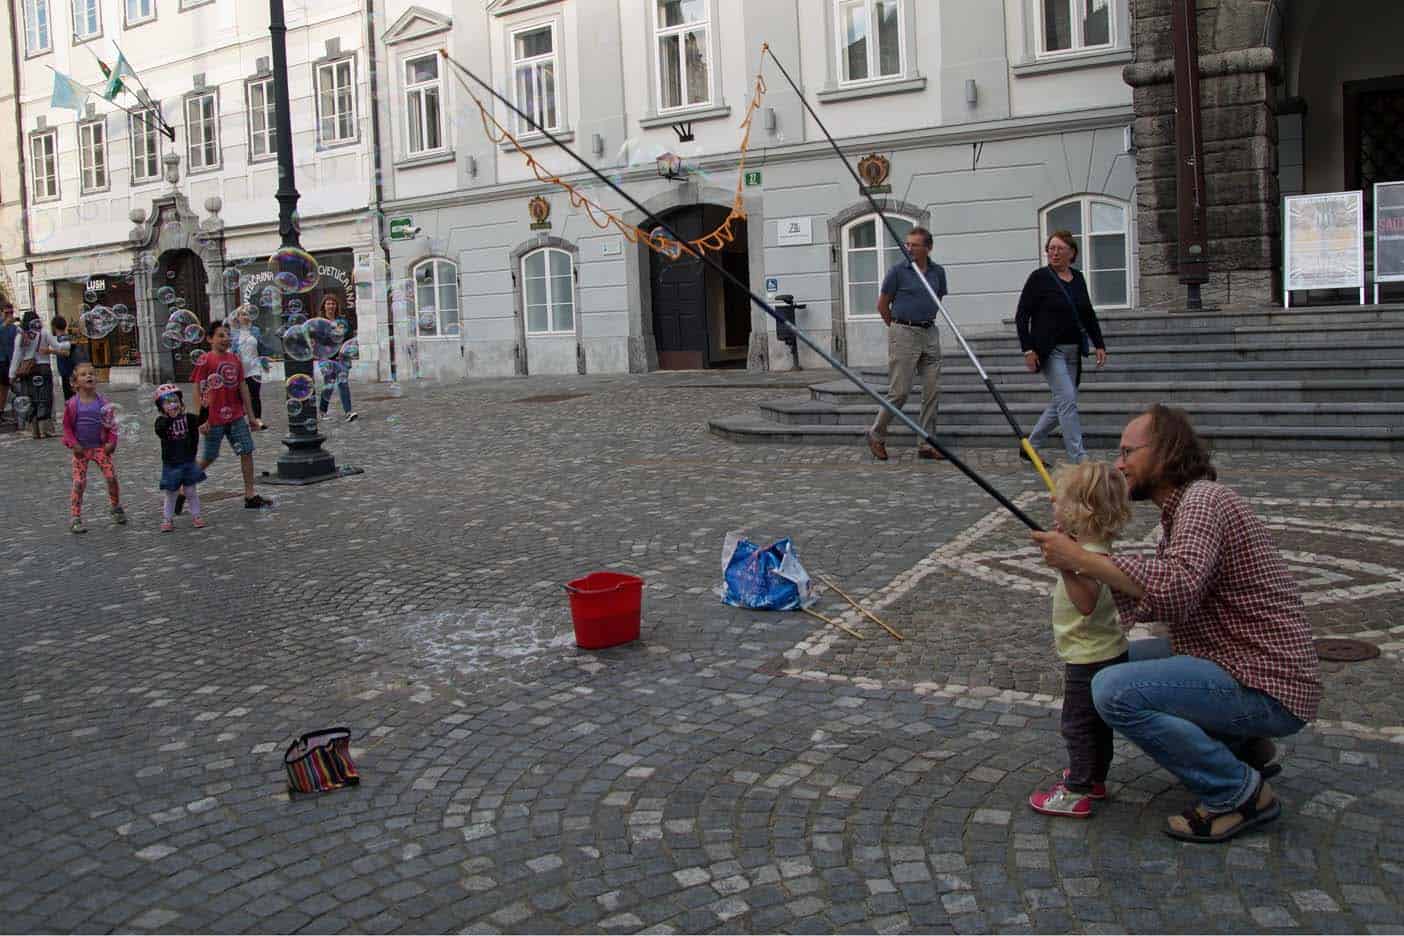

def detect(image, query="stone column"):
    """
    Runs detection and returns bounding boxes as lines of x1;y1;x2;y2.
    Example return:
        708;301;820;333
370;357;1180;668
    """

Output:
1125;0;1281;308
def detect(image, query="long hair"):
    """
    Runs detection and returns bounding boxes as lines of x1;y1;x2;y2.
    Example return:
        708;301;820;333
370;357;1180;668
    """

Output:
1053;461;1132;543
1147;404;1216;486
319;293;343;319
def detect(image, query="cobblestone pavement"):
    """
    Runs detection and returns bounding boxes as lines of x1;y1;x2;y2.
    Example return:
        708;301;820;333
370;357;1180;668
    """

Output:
2;372;1402;934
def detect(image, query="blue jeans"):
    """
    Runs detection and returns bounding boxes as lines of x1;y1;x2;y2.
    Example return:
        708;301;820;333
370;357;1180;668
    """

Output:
1028;344;1086;462
1092;639;1305;812
320;380;353;416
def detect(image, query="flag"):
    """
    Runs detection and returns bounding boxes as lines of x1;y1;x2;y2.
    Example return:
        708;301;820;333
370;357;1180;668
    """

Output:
50;70;88;111
100;52;137;101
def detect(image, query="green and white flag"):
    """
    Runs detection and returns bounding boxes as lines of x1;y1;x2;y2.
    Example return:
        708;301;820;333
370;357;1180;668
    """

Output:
100;52;137;101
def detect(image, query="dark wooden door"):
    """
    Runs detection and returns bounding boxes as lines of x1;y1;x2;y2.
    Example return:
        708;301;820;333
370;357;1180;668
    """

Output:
649;207;708;370
1345;75;1404;222
157;250;211;382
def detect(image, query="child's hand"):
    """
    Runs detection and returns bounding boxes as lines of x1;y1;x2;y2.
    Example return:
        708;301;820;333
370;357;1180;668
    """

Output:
251;418;264;431
199;422;210;436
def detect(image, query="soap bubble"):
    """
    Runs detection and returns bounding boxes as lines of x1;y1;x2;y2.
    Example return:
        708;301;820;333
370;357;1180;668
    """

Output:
287;399;303;417
338;338;359;364
418;310;435;329
156;285;176;304
286;298;303;315
160;330;182;350
14;397;33;419
166;269;177;280
269;246;319;294
167;309;200;330
205;373;226;391
182;324;205;344
285;373;315;401
84;287;98;303
190;350;206;366
222;268;241;291
100;402;118;427
117;313;136;334
217;405;234;421
137;252;158;273
79;306;118;339
306;318;341;360
112;303;129;317
281;324;314;361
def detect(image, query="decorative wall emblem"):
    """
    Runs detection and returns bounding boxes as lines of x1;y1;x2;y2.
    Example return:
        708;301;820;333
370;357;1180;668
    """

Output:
857;153;891;193
528;196;551;229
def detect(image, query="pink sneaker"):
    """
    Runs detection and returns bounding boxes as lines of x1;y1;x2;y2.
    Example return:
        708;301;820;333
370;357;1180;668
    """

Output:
192;517;206;529
160;520;173;532
1063;769;1107;800
1029;783;1094;818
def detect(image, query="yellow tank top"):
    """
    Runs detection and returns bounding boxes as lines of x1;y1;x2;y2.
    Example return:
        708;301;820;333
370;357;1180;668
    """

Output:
1051;540;1128;664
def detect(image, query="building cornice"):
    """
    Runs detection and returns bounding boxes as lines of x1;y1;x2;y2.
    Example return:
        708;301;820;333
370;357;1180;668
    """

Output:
384;104;1134;214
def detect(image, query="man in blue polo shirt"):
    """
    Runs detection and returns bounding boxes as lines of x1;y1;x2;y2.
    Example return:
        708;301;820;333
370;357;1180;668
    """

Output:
866;226;948;461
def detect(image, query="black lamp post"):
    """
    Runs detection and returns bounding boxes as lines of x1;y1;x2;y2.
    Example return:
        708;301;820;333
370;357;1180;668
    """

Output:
266;0;338;483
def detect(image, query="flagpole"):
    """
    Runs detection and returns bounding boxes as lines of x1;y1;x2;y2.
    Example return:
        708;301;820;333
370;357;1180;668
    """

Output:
111;43;175;141
44;66;146;120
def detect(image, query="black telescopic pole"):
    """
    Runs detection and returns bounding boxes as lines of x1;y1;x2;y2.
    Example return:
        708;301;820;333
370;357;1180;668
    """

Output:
269;0;337;481
441;51;1040;531
762;48;1054;493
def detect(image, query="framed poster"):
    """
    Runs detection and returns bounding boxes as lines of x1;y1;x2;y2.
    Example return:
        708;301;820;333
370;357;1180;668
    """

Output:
1374;181;1404;302
1283;191;1365;307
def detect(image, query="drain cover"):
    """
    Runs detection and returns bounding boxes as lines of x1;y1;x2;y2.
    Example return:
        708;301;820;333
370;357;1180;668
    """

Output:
512;393;589;404
1314;638;1381;662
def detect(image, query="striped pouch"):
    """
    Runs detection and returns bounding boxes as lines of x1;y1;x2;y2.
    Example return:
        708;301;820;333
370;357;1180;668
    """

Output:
284;727;360;795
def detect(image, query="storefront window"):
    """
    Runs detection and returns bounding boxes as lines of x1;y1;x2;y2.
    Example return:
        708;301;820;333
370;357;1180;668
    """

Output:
231;248;358;359
55;274;142;379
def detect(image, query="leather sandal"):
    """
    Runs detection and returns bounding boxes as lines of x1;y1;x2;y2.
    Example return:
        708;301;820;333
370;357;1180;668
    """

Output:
1164;778;1281;844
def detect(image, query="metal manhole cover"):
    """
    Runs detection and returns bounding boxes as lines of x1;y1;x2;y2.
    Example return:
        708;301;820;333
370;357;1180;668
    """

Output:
512;393;590;404
1315;638;1381;662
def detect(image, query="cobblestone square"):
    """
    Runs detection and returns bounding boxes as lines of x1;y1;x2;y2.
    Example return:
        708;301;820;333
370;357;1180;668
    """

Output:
2;372;1402;934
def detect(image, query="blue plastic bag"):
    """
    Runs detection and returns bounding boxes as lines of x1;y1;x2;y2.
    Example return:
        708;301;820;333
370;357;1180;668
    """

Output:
719;532;814;611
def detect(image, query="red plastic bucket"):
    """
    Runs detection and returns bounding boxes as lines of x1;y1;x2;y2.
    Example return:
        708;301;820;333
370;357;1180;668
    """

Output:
565;572;643;650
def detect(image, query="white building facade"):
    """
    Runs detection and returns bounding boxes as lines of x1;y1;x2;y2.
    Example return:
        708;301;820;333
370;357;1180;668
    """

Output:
11;0;386;384
372;0;1136;380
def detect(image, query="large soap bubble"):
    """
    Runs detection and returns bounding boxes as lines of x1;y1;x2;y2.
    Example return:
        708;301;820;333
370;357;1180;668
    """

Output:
269;246;319;294
79;306;117;339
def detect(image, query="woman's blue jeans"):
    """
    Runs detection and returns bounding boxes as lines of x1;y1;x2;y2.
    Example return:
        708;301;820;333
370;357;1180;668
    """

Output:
1091;639;1306;811
1028;344;1086;462
320;380;353;416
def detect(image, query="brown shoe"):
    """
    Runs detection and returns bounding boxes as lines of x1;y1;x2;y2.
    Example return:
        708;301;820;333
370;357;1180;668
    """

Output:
918;445;944;461
865;430;888;461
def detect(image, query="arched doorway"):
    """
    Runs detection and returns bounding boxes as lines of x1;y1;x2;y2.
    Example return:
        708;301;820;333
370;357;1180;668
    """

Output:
646;205;750;370
157;249;211;382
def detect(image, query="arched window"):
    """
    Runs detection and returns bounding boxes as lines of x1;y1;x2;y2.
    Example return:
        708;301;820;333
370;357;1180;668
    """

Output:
842;214;915;318
412;259;460;337
522;247;574;334
1042;196;1130;307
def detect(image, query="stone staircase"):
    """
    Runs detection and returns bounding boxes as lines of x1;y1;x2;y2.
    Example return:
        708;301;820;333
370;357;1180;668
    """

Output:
708;303;1404;452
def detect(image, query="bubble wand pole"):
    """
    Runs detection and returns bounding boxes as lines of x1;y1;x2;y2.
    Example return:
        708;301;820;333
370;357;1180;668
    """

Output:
439;49;1042;532
761;47;1055;494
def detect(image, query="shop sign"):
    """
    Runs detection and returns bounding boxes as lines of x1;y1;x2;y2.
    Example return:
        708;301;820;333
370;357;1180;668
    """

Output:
1283;191;1364;302
1374;182;1404;285
388;216;417;241
743;170;762;187
239;251;357;315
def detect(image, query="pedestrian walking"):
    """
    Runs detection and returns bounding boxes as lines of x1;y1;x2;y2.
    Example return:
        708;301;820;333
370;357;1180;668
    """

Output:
316;294;357;423
1028;461;1133;818
191;321;271;510
231;304;267;428
53;316;82;402
1014;230;1108;465
153;384;208;531
0;308;17;428
1033;405;1319;843
9;311;70;439
61;362;126;534
865;227;945;461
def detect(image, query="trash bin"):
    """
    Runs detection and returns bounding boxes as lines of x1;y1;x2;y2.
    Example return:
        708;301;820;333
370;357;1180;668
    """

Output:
773;294;805;367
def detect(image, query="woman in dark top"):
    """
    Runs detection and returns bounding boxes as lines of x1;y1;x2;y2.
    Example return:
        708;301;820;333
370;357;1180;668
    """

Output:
1014;230;1108;464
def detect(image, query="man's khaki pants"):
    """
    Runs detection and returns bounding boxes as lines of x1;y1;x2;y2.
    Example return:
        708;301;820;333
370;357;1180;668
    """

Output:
871;322;941;442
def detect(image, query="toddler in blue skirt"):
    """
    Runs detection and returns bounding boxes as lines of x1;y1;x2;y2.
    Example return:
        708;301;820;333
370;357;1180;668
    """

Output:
153;384;208;531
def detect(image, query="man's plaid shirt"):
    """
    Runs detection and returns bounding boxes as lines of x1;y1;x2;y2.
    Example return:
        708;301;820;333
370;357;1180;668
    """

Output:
1111;480;1322;721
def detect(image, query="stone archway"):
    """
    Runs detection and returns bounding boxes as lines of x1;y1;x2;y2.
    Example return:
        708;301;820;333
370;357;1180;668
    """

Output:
128;191;229;382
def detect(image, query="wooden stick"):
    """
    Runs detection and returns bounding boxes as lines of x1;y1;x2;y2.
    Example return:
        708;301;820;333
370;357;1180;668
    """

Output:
802;606;865;640
816;573;904;641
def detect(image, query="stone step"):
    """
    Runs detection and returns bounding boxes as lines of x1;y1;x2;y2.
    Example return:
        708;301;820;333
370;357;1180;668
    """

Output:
994;302;1404;333
842;359;1404;385
707;415;1404;452
758;398;1404;430
962;320;1404;350
923;338;1404;366
809;378;1404;405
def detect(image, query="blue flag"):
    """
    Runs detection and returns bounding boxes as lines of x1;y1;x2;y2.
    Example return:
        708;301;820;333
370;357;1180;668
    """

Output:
50;70;88;111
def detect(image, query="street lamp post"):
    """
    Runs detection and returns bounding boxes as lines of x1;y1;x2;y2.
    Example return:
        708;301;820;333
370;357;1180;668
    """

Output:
267;0;338;482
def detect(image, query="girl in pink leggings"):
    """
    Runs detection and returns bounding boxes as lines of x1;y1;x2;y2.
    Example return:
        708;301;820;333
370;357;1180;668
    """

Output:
61;363;126;534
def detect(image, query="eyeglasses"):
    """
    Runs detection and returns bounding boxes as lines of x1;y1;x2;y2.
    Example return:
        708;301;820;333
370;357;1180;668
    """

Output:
1117;443;1150;460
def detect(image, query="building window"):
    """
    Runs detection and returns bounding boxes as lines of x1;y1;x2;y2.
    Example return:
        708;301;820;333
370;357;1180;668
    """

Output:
31;130;59;200
247;77;276;159
130;109;161;182
24;0;51;54
79;120;107;192
1039;0;1112;56
71;0;99;39
655;0;711;111
837;0;904;84
315;58;357;145
404;53;444;155
522;248;574;334
511;23;559;134
185;92;219;171
1043;196;1129;307
412;259;459;337
126;0;154;25
842;214;914;318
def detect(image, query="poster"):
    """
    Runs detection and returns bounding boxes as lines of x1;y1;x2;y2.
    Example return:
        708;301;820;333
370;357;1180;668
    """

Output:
1375;182;1404;284
1283;192;1364;295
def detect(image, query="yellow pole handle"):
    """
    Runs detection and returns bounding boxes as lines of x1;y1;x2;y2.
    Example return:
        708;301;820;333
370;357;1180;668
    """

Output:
1021;438;1055;493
